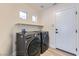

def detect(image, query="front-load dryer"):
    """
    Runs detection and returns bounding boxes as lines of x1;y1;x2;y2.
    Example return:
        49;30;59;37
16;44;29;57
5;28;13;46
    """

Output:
16;31;41;56
40;31;49;54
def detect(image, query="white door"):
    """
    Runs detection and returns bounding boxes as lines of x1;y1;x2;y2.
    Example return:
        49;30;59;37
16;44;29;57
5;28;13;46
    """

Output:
55;8;77;54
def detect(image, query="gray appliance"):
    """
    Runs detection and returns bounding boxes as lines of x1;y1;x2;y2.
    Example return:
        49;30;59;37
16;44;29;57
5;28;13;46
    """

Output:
16;31;41;56
40;31;49;54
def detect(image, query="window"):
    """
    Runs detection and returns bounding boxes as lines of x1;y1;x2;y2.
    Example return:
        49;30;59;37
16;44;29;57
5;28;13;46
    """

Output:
19;11;28;20
32;15;37;23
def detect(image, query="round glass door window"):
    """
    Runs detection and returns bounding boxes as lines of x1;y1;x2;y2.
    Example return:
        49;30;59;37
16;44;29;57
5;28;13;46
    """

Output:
27;37;40;56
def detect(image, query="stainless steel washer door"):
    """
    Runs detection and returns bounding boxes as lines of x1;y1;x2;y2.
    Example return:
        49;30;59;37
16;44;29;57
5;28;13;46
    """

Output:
27;37;40;56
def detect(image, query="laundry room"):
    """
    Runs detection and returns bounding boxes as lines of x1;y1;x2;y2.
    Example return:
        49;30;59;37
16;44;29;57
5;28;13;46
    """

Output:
0;3;79;56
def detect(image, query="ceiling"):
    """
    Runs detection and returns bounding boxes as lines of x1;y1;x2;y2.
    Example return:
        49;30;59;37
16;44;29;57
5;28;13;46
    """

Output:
27;3;57;12
30;3;56;8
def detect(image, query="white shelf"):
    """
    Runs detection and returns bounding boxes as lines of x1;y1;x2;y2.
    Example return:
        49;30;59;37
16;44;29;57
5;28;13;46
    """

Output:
15;23;43;27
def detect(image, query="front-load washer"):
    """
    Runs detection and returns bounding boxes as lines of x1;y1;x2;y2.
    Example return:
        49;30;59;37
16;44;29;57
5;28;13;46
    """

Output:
16;31;41;56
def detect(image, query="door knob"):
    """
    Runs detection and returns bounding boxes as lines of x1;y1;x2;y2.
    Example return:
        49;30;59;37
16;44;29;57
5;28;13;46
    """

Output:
56;28;58;33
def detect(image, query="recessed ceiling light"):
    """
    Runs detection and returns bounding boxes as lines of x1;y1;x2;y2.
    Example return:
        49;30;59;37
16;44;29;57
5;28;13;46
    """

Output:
40;3;57;9
52;3;56;5
40;5;44;8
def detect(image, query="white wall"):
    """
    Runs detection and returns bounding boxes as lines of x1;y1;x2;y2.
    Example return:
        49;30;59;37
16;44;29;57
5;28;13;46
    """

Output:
39;3;79;53
38;7;55;48
0;3;41;55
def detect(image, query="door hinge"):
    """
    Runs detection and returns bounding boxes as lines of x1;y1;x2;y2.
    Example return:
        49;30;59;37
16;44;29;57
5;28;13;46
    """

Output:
76;11;77;15
76;48;78;52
